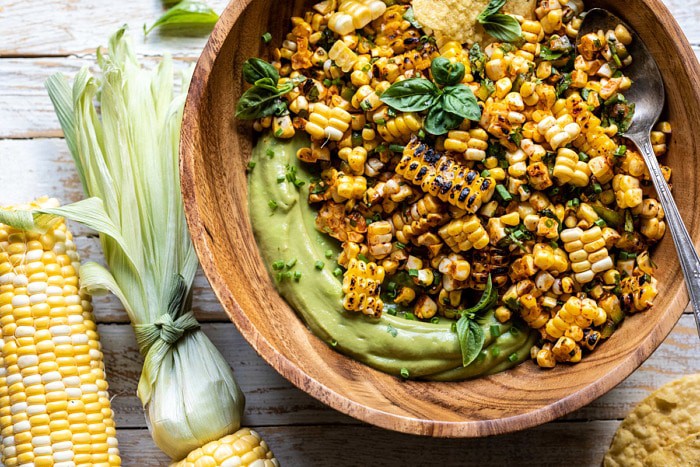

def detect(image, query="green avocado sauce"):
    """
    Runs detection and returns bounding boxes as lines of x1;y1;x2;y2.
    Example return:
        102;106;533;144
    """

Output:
247;134;537;380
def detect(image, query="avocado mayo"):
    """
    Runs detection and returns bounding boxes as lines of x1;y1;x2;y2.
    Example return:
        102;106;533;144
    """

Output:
248;134;536;380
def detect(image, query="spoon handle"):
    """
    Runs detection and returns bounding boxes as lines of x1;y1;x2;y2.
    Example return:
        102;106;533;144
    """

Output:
632;135;700;336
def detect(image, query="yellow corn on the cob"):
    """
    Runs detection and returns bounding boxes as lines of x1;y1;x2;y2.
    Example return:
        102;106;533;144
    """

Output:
396;138;496;214
467;246;510;290
342;259;385;318
172;428;278;467
0;197;120;467
438;215;489;253
390;194;448;245
327;0;387;36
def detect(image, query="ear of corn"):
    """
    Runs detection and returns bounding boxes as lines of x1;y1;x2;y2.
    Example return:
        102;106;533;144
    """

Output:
172;428;279;467
0;197;120;467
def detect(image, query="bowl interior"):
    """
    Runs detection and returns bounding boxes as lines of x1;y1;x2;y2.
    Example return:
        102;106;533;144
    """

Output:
181;0;700;436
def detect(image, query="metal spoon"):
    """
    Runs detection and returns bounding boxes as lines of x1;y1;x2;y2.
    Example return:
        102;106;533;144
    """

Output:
577;8;700;336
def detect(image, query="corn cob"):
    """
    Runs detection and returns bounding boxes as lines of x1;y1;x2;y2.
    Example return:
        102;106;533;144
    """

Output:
327;0;387;36
0;198;120;467
396;138;496;214
342;259;385;318
366;221;393;259
619;275;658;313
304;103;352;142
390;195;448;245
172;428;278;467
376;113;422;143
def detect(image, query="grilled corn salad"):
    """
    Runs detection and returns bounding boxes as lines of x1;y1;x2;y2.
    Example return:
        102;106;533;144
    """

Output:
240;0;672;369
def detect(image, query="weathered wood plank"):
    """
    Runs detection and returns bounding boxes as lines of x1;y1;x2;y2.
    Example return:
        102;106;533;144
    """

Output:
101;315;700;429
0;0;229;58
117;421;622;466
0;0;697;59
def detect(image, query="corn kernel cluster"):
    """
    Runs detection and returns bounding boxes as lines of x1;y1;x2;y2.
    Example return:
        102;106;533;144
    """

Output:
250;0;672;369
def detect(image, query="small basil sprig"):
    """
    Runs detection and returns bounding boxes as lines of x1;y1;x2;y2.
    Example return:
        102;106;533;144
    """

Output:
145;0;219;36
477;0;522;43
455;275;497;366
403;6;422;29
380;59;481;136
236;58;303;120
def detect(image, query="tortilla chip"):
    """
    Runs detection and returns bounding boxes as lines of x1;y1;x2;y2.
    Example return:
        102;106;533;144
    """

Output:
412;0;536;45
604;374;700;467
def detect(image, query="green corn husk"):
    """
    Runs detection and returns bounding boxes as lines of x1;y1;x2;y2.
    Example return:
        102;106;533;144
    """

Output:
36;28;246;460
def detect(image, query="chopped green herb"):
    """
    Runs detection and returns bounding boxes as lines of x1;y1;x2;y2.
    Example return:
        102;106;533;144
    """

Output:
496;184;513;202
404;313;415;321
509;326;520;336
400;368;410;379
271;260;285;270
358;254;369;263
266;149;275;158
246;161;256;171
508;352;519;362
430;316;440;324
293;271;302;281
333;267;343;277
592;182;602;194
274;128;284;137
314;260;325;270
481;169;491;177
619;251;637;260
490;324;501;337
325;249;334;259
491;346;501;357
285;258;297;269
389;144;406;153
614;145;627;158
386;282;397;292
594;218;606;228
395;242;406;249
330;339;338;347
262;32;272;44
375;118;387;125
408;269;419;277
578;152;589;162
268;199;278;211
276;175;285;183
386;325;398;337
567;197;580;208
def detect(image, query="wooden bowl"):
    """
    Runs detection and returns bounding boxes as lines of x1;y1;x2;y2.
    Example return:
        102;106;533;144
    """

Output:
181;0;700;436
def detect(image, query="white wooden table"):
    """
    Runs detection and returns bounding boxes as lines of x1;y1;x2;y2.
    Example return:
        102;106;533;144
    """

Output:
1;1;699;465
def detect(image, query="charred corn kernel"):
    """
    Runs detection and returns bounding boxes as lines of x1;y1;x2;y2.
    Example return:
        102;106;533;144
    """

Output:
438;215;489;252
517;289;549;330
328;40;359;72
494;306;511;323
536;216;559;240
391;195;449;245
272;114;295;139
612;174;643;209
342;258;385;318
377;113;423;143
553;148;590;187
396;138;496;214
536;344;556;368
526;162;553;191
639;198;666;241
510;255;537;282
305;103;352;141
537;115;581;151
336;173;367;200
0;197;120;467
414;295;438;320
174;428;278;467
552;336;578;362
351;85;381;111
468;247;510;290
366;221;392;259
438;253;471;288
485;58;506;81
338;146;368;174
620;274;658;313
587;155;614;184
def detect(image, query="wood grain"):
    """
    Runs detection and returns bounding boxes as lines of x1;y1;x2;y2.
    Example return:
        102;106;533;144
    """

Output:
116;421;624;466
180;0;700;437
0;0;229;58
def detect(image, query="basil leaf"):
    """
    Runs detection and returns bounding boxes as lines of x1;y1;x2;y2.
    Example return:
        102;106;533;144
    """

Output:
403;6;422;29
145;0;219;36
469;44;486;80
477;0;507;22
254;77;280;93
556;72;572;97
461;275;497;316
442;85;482;121
481;14;522;43
539;46;566;61
431;57;466;86
380;78;438;112
423;104;463;136
235;86;285;120
243;58;280;85
456;315;485;367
